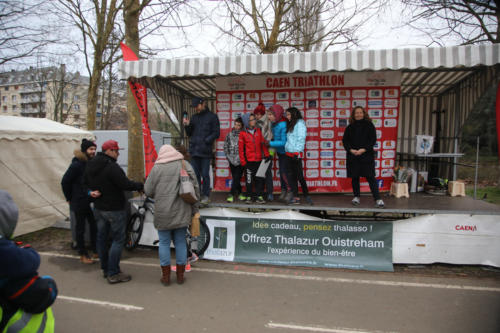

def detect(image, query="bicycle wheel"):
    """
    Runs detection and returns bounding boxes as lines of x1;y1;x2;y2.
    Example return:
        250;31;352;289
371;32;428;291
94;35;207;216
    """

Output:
192;219;210;256
125;213;144;251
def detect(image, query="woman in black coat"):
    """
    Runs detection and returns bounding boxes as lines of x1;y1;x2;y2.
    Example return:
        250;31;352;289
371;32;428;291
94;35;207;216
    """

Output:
342;106;384;208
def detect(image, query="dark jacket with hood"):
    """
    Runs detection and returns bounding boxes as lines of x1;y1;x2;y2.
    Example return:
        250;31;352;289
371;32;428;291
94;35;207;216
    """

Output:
61;150;92;211
342;119;377;178
84;152;143;211
185;107;220;158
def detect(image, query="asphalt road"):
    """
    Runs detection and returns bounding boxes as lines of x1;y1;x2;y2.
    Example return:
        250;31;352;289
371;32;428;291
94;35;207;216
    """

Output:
39;251;500;333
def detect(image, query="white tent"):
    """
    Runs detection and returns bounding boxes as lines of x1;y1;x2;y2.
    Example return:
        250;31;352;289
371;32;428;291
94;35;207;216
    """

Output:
0;116;94;236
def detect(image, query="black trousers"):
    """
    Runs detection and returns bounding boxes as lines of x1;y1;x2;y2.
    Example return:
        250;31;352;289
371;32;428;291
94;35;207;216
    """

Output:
74;206;97;255
287;155;309;197
229;163;243;196
244;161;264;199
351;176;381;200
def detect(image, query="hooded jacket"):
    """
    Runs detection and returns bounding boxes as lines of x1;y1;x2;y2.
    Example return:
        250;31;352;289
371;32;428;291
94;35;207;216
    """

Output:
269;120;287;155
285;119;307;154
144;145;200;231
238;113;269;166
84;152;143;211
185;107;220;158
61;150;92;211
223;128;241;166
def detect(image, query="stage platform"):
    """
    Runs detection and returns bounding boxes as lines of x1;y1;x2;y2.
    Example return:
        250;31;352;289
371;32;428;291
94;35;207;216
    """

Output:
205;192;500;216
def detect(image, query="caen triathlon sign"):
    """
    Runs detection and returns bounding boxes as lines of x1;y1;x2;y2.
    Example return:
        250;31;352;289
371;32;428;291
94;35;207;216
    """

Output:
202;217;393;271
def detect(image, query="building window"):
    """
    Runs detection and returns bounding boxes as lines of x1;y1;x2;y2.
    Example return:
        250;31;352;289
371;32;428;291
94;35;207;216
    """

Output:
4;87;8;91
12;95;16;102
73;95;79;101
73;104;80;110
2;96;6;102
12;105;17;112
63;103;68;110
15;85;19;90
2;106;7;112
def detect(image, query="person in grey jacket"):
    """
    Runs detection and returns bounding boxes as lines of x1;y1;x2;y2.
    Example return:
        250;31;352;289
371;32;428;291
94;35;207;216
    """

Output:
223;117;244;203
144;144;200;286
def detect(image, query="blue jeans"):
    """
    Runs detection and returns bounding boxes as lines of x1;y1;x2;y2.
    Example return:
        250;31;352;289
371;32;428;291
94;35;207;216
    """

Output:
158;227;188;266
191;156;211;197
94;209;126;276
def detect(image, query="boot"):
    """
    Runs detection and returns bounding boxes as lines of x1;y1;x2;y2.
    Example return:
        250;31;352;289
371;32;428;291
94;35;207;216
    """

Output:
176;264;186;285
80;255;94;264
160;265;171;286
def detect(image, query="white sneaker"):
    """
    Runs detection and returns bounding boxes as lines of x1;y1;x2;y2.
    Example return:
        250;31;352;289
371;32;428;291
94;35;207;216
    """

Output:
375;199;385;208
352;197;360;206
200;196;209;204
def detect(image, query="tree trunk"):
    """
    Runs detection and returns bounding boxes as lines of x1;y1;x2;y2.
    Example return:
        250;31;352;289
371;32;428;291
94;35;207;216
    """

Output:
124;0;144;182
87;60;102;130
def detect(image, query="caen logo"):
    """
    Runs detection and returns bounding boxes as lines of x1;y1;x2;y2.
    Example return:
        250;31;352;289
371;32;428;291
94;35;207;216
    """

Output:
455;225;477;231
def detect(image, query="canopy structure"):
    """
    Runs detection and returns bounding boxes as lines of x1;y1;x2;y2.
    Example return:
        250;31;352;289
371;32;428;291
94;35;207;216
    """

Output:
120;44;500;174
0;116;94;236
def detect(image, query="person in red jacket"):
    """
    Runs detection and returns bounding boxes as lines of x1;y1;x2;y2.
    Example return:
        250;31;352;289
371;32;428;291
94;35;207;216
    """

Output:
238;113;270;204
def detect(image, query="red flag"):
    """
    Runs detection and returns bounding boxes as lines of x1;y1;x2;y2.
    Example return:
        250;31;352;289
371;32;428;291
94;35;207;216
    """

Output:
120;42;158;177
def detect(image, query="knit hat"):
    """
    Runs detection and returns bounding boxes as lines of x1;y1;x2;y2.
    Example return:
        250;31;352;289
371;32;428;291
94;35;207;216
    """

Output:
0;190;19;239
269;104;284;122
253;103;266;116
101;140;121;151
155;144;184;164
81;139;97;152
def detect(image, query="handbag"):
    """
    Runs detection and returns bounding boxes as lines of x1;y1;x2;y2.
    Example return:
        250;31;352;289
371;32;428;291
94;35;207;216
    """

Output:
179;160;198;204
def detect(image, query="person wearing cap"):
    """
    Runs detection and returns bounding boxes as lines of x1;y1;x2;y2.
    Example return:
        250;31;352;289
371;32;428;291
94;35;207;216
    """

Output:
61;138;99;264
84;140;144;284
0;190;57;332
183;97;220;204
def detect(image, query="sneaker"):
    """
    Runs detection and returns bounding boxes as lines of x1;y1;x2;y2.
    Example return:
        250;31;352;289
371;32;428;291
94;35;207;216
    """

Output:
171;263;191;272
352;197;360;206
189;252;199;264
256;196;266;204
238;194;247;201
200;196;210;205
375;199;385;208
107;272;132;284
288;197;301;205
245;197;253;204
305;196;313;206
284;191;293;203
267;194;274;202
278;191;287;201
226;195;234;203
80;255;94;264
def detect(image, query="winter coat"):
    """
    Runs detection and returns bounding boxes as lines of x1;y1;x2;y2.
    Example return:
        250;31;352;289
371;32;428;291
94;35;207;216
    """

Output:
269;119;287;154
342;119;377;178
84;152;143;211
185;107;220;158
238;128;269;166
144;160;200;231
256;114;273;142
61;150;92;211
285;119;307;154
224;129;241;166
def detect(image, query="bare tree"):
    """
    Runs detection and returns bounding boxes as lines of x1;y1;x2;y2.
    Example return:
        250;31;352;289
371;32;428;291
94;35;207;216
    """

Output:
0;0;56;67
209;0;387;54
401;0;499;45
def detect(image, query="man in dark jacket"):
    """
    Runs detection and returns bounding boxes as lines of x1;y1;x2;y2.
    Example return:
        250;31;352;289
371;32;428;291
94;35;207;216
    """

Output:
84;140;144;284
183;97;220;204
61;138;99;264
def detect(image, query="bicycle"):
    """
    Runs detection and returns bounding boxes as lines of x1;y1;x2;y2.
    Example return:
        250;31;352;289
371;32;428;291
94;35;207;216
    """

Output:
125;196;211;257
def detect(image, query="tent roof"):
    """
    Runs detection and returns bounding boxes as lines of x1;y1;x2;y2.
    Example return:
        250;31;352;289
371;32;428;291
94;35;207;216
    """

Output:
119;44;500;97
0;115;93;141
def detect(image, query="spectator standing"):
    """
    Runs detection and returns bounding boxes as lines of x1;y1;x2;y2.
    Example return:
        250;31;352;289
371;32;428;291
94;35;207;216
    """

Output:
254;103;274;201
223;118;245;202
144;144;199;285
0;190;57;332
239;113;270;204
285;107;313;205
267;104;291;202
183;97;220;204
342;106;384;208
61;139;99;264
84;140;144;284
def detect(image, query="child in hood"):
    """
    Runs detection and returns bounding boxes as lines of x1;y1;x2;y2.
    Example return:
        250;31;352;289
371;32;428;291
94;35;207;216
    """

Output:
223;117;245;202
238;112;270;204
254;103;274;200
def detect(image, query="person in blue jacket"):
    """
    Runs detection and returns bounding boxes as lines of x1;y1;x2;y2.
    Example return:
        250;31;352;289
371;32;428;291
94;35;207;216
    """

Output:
183;97;220;204
285;107;313;206
0;190;57;332
267;104;291;203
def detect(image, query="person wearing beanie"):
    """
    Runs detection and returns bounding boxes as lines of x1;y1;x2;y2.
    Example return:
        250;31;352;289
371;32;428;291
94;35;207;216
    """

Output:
61;138;99;264
0;190;57;332
267;104;291;202
84;139;144;284
238;112;270;204
253;103;274;201
145;145;200;286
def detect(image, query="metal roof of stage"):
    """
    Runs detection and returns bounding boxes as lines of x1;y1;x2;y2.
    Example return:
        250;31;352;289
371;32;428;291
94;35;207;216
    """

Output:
119;44;500;98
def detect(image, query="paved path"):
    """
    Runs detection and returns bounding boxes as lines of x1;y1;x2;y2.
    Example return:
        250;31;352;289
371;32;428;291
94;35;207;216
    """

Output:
39;252;500;333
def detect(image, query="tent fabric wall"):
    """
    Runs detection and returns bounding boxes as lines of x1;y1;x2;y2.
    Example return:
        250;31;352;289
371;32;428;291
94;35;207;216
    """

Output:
0;116;94;236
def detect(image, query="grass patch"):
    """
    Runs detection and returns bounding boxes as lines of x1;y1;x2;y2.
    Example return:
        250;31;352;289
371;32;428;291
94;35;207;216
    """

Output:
465;186;500;205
